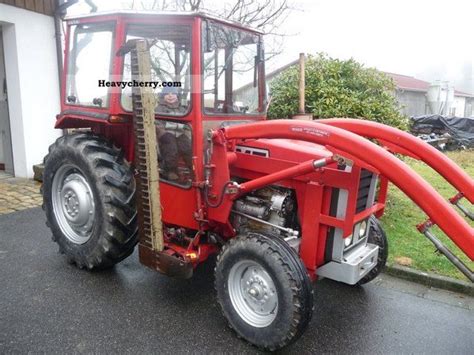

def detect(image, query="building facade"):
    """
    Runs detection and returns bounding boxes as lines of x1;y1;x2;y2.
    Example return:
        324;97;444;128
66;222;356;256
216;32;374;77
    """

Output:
386;72;474;118
0;0;60;177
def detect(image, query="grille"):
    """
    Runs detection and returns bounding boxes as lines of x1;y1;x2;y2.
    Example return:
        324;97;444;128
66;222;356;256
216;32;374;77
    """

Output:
355;169;374;213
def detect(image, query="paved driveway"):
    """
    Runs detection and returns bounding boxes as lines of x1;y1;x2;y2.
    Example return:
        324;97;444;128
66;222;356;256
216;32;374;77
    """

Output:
0;172;42;215
1;208;473;354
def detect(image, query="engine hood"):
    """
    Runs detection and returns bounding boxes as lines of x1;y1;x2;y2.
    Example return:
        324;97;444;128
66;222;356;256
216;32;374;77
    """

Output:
235;138;333;163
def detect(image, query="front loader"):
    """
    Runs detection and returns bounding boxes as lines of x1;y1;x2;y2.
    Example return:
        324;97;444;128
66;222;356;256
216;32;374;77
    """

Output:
42;11;474;351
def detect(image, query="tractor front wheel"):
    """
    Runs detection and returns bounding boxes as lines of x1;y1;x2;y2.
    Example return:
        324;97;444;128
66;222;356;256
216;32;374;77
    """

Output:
215;233;313;351
357;216;388;285
42;133;138;270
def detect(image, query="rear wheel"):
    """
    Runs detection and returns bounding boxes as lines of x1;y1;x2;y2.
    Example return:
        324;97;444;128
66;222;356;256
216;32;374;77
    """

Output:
357;216;388;285
42;133;138;270
215;233;313;351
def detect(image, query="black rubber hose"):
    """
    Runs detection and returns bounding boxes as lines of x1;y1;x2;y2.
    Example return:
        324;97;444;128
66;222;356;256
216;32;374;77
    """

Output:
204;181;234;208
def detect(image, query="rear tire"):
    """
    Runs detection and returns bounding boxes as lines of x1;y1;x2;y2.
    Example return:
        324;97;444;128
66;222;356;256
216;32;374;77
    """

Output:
42;133;138;270
357;216;388;285
215;233;313;351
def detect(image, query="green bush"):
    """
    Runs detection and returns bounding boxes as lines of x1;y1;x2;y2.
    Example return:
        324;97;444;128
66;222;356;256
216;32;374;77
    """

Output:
267;54;409;130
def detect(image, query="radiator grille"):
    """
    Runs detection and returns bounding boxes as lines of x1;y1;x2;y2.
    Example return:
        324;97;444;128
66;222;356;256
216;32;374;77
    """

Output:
355;169;374;213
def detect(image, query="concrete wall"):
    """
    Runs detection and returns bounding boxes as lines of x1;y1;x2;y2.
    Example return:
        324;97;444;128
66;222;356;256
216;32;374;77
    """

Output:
0;4;60;177
452;96;466;117
395;90;427;117
464;98;474;117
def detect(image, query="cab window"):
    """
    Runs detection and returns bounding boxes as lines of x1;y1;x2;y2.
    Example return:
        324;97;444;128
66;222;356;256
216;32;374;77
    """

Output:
156;120;193;187
121;24;192;116
202;21;264;115
66;23;114;108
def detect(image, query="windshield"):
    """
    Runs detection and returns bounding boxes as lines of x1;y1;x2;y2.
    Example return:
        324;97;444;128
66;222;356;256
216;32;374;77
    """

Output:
202;21;265;115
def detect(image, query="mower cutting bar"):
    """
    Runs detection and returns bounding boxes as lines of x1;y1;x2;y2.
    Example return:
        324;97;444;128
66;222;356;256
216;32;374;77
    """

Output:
128;40;163;252
218;119;474;261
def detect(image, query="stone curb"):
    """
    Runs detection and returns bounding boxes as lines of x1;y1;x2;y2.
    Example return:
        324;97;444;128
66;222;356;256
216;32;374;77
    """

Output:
384;264;474;297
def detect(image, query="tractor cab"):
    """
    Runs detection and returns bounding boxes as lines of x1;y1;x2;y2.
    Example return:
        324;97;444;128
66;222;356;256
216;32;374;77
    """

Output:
61;11;266;126
60;11;265;215
60;11;267;207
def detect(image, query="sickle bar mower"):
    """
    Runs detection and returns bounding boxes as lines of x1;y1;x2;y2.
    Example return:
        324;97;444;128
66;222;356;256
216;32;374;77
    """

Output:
214;119;474;281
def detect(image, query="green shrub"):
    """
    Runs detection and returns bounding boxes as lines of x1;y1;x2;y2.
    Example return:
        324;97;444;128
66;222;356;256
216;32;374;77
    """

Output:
267;53;409;130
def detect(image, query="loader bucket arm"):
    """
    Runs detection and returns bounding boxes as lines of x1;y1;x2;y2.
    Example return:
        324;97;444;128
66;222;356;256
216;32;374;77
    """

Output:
319;118;474;204
218;119;474;261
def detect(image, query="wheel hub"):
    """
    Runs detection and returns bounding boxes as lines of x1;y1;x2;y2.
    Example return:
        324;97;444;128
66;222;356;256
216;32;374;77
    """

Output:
52;165;95;244
228;260;278;328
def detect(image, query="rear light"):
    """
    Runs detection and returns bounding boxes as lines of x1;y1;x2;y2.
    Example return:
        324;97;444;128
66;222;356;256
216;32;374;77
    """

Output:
108;115;128;123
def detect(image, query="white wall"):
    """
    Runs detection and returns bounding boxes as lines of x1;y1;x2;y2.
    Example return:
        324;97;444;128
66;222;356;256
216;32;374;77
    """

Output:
452;96;466;117
0;4;61;178
0;31;6;164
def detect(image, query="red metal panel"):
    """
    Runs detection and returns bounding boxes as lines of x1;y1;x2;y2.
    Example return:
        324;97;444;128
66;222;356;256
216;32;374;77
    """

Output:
297;182;323;278
160;183;199;230
376;176;389;218
219;119;474;260
316;187;332;267
109;16;125;115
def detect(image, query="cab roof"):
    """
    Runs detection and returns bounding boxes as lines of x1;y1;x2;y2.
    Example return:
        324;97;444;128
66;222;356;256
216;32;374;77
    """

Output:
65;10;264;34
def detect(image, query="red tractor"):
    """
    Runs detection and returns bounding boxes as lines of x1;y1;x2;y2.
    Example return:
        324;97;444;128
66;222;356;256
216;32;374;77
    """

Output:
42;11;474;351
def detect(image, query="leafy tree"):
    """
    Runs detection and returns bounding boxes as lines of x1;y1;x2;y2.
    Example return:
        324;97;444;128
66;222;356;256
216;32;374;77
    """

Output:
127;0;294;60
268;54;408;130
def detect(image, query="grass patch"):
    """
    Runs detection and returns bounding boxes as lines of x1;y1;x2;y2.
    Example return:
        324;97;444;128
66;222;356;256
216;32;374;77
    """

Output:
380;149;474;280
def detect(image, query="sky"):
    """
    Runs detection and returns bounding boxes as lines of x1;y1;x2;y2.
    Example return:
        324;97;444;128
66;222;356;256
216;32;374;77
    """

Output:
67;0;474;93
274;0;474;93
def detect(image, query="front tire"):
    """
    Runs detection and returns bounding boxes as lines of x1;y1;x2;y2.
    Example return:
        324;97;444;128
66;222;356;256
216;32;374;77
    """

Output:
42;133;138;270
215;233;313;351
357;216;388;285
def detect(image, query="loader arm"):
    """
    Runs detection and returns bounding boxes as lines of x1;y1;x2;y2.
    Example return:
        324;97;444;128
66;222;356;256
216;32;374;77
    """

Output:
319;118;474;204
216;119;474;264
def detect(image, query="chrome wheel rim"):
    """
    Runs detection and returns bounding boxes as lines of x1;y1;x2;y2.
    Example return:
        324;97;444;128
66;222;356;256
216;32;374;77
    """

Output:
228;260;278;328
51;164;95;244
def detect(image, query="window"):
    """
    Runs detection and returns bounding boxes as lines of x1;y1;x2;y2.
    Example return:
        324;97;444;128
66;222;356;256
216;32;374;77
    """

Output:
121;24;192;116
202;21;264;115
66;24;114;107
156;120;193;187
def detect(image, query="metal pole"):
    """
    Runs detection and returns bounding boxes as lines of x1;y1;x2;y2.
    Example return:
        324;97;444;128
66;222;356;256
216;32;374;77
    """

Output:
422;228;473;282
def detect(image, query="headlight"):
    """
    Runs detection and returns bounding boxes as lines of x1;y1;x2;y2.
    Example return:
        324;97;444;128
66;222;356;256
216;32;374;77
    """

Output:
359;220;368;237
344;234;353;247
